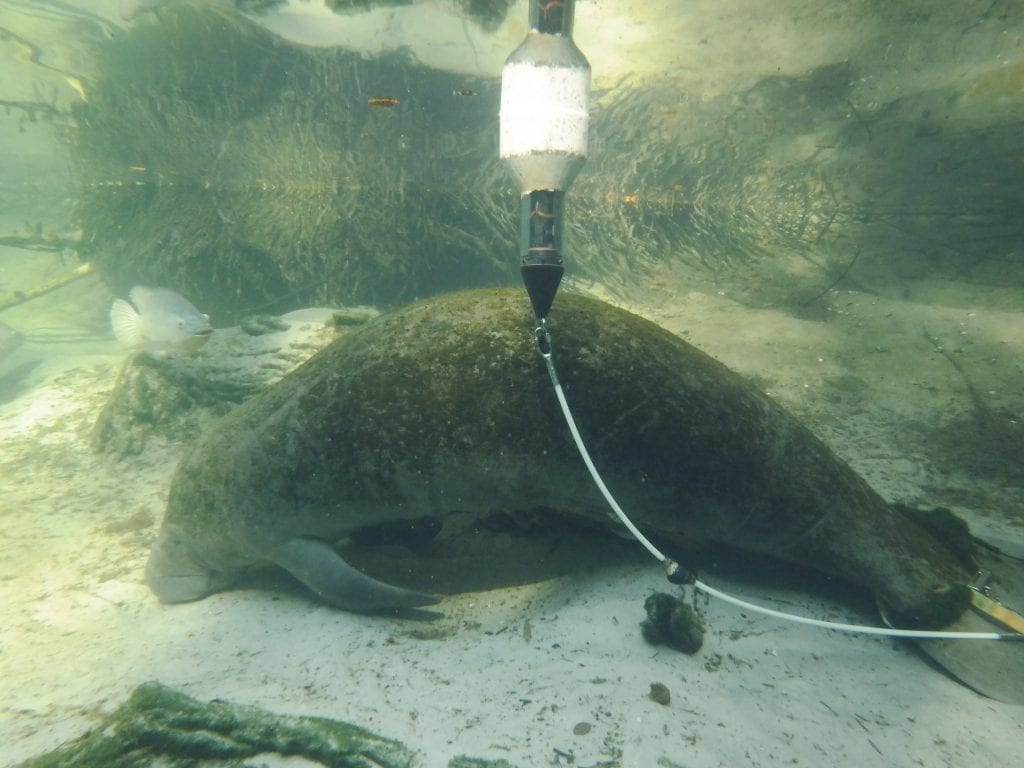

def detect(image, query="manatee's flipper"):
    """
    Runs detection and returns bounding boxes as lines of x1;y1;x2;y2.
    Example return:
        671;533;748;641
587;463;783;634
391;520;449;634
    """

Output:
271;537;441;612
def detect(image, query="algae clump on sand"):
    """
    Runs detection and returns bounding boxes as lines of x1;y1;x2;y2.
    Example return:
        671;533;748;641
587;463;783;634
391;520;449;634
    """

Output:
14;681;417;768
641;592;705;655
14;681;522;768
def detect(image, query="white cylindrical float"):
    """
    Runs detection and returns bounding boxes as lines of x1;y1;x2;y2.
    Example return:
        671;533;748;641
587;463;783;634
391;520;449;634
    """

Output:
499;0;591;319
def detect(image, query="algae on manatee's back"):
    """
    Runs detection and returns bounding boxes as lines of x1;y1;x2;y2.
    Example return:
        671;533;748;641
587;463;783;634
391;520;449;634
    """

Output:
149;288;970;632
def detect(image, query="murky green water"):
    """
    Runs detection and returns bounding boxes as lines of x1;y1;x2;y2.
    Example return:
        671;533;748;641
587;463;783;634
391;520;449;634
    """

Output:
1;2;1022;766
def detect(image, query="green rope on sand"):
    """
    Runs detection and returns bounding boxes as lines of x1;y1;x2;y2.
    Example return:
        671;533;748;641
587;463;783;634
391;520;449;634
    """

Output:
16;682;518;768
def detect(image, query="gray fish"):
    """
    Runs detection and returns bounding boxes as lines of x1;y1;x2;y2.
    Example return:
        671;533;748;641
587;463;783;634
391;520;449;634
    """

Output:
110;286;212;354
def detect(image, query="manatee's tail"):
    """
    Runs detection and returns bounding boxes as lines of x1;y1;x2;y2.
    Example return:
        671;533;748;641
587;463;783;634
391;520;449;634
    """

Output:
270;537;441;613
904;539;1024;705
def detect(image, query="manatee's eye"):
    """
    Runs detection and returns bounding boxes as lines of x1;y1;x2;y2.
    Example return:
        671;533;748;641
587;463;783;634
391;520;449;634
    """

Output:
177;319;186;329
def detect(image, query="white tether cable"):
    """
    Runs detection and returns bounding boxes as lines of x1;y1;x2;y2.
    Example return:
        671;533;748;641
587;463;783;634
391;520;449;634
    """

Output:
534;320;1019;641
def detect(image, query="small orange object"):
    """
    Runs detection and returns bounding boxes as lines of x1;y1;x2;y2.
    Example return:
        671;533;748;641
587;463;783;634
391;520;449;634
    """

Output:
369;96;400;108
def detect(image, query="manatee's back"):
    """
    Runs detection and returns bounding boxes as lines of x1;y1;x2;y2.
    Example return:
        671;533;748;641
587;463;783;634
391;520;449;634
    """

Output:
148;286;855;599
149;287;967;621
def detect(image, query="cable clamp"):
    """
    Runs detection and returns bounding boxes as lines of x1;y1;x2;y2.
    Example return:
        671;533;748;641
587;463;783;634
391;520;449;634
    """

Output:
534;319;552;358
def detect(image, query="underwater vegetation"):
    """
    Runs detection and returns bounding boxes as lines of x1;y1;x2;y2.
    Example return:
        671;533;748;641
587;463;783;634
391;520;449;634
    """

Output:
148;288;972;631
641;592;705;655
71;4;1024;323
73;3;511;323
13;681;519;768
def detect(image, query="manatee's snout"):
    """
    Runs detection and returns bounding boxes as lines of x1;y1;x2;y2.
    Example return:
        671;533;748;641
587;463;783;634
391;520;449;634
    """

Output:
146;525;229;603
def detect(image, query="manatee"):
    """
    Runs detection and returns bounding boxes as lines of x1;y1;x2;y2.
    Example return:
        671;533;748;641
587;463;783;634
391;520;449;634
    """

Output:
147;286;981;632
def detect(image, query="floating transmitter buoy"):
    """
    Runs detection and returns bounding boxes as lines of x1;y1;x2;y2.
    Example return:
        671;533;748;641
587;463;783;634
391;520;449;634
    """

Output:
500;0;591;319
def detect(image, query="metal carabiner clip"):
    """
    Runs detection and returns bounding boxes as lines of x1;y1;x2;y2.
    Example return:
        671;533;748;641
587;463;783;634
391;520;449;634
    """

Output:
534;318;553;359
533;318;560;386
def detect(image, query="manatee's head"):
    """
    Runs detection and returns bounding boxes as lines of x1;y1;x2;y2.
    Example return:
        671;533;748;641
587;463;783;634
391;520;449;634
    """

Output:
146;523;239;603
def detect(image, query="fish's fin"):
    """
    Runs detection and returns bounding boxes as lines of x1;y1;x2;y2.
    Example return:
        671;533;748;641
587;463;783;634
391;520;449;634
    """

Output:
271;537;441;613
127;285;155;306
110;298;144;347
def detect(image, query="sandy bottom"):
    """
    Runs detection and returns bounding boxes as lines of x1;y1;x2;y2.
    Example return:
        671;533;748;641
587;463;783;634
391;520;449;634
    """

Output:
1;260;1022;768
